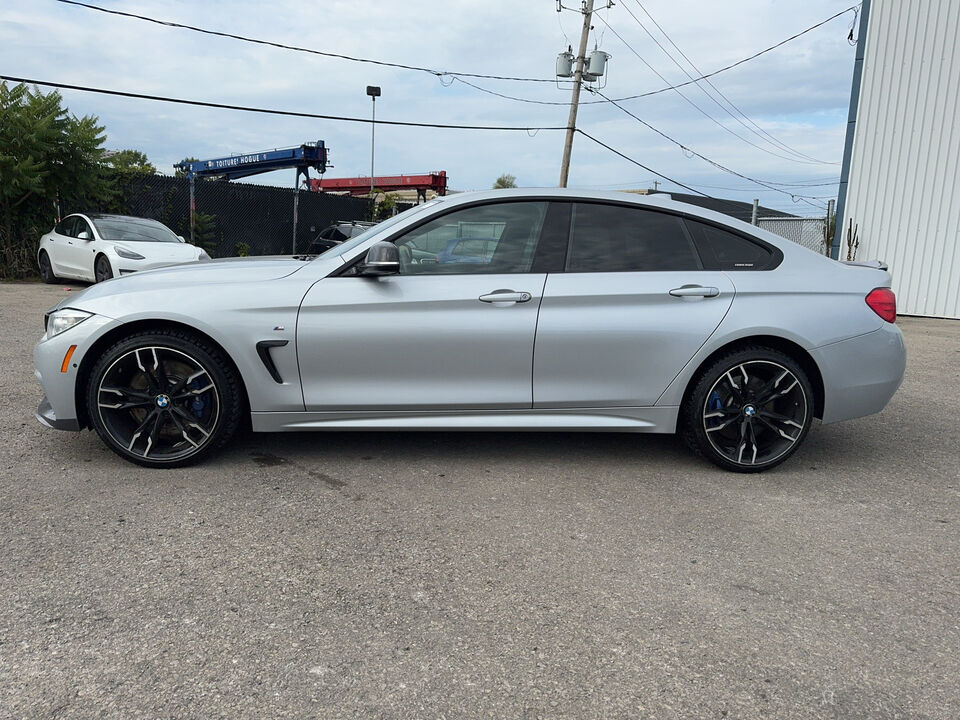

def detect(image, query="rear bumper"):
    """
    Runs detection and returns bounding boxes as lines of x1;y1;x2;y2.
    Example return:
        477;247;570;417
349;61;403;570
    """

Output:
812;323;906;424
36;395;80;431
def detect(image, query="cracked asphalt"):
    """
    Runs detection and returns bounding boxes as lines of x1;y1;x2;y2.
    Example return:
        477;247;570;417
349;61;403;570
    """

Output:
1;281;958;719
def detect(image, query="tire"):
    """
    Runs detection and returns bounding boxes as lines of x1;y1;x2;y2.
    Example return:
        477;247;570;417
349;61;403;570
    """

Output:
680;346;814;473
38;251;58;284
94;254;113;283
85;329;243;468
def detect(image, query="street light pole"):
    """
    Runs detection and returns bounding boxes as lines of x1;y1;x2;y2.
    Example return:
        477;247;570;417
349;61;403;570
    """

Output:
559;0;595;188
366;85;381;196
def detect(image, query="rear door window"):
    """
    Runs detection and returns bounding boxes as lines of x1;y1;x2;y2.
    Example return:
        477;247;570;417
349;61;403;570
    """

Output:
566;203;701;272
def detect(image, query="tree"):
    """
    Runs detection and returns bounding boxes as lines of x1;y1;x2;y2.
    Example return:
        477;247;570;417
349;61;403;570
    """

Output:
493;173;517;189
105;149;155;175
0;81;109;278
372;191;397;220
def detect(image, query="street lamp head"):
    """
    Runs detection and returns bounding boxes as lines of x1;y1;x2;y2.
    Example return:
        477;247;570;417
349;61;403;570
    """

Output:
366;86;381;98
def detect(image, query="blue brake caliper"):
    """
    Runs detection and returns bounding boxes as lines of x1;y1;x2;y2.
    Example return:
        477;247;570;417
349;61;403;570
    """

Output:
707;391;723;429
189;379;207;419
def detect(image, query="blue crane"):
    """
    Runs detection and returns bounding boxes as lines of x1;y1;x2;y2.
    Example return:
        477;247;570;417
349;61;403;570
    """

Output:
174;141;328;250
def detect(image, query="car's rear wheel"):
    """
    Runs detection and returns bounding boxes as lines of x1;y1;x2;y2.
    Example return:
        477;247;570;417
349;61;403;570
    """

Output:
38;251;58;284
94;254;113;283
681;347;814;472
85;330;243;467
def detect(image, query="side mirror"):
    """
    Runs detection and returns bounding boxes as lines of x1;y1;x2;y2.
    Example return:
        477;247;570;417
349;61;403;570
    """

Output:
77;231;91;241
178;235;186;243
359;241;400;276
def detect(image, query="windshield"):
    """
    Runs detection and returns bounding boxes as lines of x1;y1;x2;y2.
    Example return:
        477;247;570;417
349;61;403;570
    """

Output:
316;200;443;259
92;217;180;243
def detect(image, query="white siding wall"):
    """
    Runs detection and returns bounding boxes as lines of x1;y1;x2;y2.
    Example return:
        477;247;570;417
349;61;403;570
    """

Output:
844;0;960;318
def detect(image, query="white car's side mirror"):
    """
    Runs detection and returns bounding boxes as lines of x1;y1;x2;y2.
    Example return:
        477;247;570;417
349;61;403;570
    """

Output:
178;235;186;243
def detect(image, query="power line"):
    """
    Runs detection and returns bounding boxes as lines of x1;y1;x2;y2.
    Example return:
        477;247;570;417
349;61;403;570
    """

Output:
53;0;858;107
681;181;839;192
593;89;828;209
574;130;709;196
0;74;570;132
52;0;568;84
574;130;814;217
623;4;860;100
621;0;836;165
593;12;830;166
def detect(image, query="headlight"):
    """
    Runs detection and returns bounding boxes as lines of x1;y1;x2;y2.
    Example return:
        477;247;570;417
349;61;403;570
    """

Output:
46;308;92;337
115;246;145;260
198;249;211;260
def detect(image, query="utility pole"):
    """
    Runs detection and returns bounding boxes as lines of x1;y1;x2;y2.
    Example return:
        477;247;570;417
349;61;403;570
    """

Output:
558;0;595;188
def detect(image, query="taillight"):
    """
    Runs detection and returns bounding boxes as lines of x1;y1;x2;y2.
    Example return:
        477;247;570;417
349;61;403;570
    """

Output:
866;287;896;323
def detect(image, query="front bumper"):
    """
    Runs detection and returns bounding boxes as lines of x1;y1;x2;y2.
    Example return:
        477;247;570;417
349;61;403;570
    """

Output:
811;322;906;424
36;395;80;431
34;313;116;432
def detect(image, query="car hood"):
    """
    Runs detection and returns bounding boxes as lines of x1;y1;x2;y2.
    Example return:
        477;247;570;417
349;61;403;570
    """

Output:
113;241;201;261
57;256;311;312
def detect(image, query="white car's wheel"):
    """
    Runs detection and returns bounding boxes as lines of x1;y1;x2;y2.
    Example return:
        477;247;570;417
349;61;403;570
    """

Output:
94;254;114;283
38;251;59;284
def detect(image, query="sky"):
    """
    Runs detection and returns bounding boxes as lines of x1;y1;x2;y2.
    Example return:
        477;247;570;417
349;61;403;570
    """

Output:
0;0;861;216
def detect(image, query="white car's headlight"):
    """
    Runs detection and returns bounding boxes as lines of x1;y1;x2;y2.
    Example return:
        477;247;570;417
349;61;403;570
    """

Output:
115;246;145;260
46;308;92;338
198;249;211;260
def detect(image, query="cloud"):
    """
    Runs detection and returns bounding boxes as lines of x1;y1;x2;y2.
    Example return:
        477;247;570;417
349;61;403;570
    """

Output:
1;0;857;213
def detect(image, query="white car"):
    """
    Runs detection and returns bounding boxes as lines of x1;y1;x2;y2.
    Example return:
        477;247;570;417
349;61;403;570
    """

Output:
37;213;209;284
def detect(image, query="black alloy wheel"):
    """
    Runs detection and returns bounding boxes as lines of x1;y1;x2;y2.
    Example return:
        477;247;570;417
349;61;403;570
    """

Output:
39;251;58;284
86;330;242;467
94;255;113;283
682;347;814;472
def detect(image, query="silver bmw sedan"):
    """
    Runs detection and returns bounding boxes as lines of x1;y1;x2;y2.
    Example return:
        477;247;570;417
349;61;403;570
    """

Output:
34;189;905;472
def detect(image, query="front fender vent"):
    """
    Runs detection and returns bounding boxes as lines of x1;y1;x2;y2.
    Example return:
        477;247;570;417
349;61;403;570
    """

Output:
256;340;288;384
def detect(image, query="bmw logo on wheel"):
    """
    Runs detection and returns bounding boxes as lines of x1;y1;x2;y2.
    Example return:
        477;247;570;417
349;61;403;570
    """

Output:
155;394;171;409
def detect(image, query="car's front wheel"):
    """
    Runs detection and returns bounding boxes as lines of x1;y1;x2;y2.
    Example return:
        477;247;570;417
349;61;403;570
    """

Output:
85;329;243;467
681;347;814;472
94;254;113;283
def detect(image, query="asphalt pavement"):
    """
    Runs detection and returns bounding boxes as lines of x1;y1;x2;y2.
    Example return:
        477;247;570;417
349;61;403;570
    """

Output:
1;281;957;719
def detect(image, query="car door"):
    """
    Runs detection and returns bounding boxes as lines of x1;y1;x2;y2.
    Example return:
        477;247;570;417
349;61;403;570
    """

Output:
533;201;735;408
297;200;559;411
55;215;96;280
46;217;78;277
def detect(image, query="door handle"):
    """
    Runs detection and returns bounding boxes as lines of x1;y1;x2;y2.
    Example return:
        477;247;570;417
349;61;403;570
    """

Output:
479;290;532;304
669;285;720;298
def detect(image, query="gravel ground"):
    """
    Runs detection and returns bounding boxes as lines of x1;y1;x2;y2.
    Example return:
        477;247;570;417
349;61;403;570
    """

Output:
0;281;957;719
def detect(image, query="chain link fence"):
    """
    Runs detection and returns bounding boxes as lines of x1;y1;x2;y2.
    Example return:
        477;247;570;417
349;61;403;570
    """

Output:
756;216;829;254
75;175;372;257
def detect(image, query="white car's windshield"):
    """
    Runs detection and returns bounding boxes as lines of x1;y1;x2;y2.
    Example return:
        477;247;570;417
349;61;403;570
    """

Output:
92;217;180;243
317;200;443;259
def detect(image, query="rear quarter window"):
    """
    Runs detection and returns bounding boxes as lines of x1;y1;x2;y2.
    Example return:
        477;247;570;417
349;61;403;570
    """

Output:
684;218;779;271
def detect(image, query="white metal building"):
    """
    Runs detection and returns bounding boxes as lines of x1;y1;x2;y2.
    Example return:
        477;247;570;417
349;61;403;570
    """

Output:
835;0;960;319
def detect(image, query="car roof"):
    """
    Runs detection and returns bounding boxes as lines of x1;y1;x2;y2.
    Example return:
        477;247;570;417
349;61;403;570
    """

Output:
437;190;743;236
420;188;828;263
78;213;166;223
